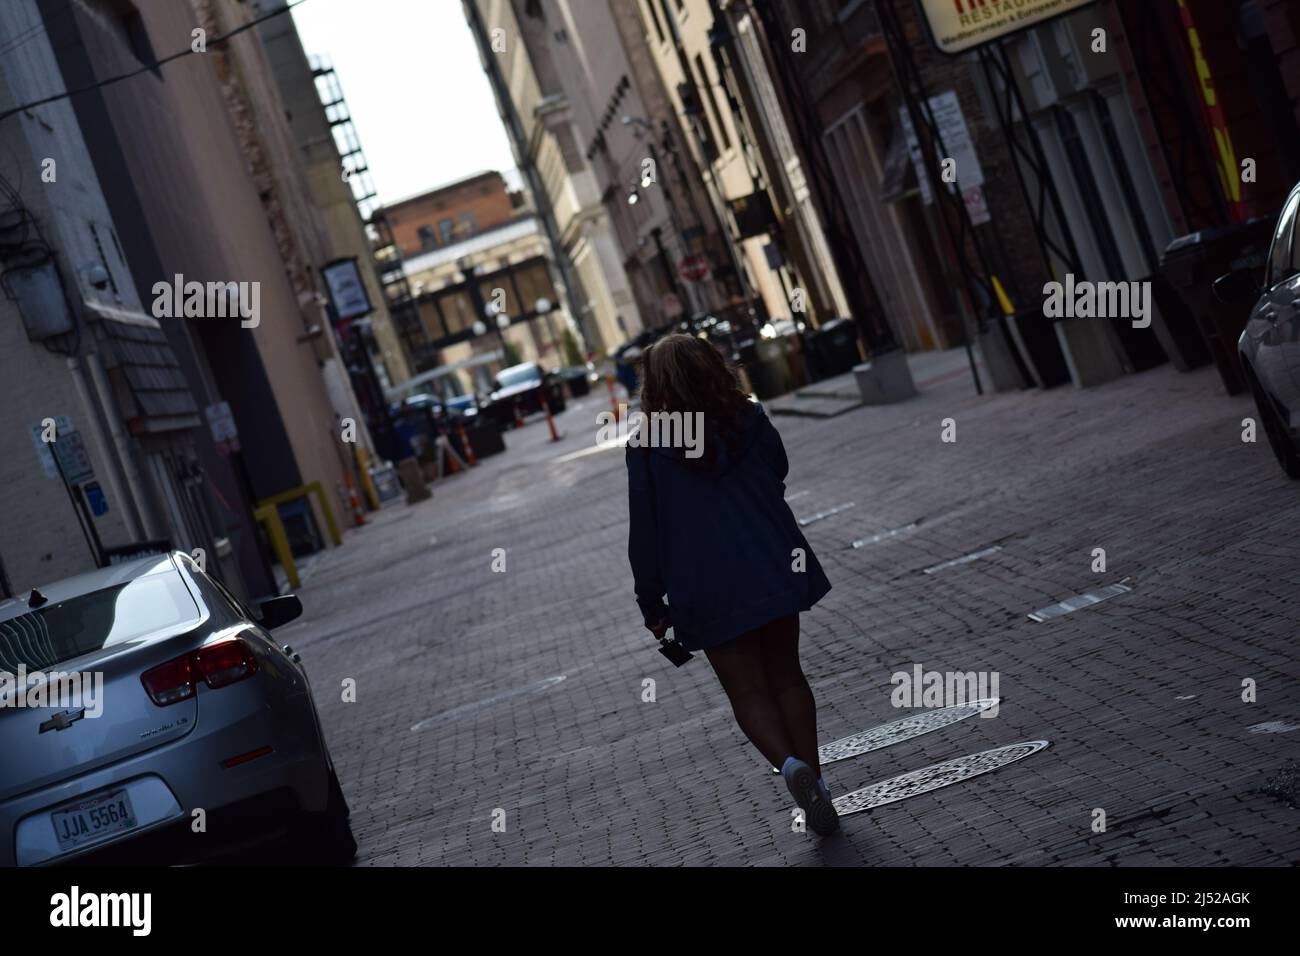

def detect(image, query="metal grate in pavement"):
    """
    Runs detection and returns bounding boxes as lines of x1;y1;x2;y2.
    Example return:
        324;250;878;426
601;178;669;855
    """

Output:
1028;582;1133;622
830;740;1050;816
818;699;1000;765
410;675;567;731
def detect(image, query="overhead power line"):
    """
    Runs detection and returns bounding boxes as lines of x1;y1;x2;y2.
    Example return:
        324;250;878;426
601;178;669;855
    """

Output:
0;0;310;123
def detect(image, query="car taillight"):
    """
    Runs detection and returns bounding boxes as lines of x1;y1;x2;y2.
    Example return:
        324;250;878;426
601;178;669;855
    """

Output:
141;655;196;707
194;638;258;689
141;636;258;706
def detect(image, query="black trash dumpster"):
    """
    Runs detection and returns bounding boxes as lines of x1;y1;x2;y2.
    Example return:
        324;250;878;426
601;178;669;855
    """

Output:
803;318;861;381
1159;215;1277;394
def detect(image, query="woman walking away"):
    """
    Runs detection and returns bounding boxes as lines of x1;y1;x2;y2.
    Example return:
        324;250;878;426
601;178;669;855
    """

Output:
625;334;837;835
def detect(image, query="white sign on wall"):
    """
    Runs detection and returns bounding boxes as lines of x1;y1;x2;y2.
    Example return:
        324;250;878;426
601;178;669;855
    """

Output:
321;257;373;321
917;0;1097;56
898;90;984;206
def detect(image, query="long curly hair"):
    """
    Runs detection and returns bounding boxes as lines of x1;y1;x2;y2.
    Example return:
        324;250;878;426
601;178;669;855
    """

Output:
636;333;753;469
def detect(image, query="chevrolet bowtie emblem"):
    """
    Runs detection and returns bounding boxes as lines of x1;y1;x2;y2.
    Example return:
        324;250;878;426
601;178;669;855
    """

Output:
39;709;85;734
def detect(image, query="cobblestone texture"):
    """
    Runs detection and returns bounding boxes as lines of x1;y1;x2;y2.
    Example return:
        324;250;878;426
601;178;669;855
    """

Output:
276;353;1300;866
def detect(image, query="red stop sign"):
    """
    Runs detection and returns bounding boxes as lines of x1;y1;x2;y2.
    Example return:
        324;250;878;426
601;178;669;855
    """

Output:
678;255;711;283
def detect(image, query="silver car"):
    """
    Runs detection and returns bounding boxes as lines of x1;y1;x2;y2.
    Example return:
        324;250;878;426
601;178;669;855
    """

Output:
0;552;355;865
1216;183;1300;478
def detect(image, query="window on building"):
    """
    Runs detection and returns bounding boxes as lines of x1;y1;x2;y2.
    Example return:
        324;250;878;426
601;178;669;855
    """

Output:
644;0;666;43
694;54;732;153
96;0;161;77
458;212;478;238
677;81;717;163
439;219;456;244
417;225;437;251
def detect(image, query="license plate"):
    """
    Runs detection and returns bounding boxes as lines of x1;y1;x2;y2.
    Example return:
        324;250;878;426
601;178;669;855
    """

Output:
51;788;137;852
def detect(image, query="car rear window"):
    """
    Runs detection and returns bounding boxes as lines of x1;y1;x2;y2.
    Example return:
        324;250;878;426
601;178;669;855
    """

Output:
496;365;541;389
0;569;201;671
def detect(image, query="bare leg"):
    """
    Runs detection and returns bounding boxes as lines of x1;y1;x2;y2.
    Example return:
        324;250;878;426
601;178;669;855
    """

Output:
756;614;821;779
704;634;795;769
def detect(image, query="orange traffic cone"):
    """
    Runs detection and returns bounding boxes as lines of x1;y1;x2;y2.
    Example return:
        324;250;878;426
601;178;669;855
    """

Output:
513;401;525;429
457;422;477;466
340;475;365;527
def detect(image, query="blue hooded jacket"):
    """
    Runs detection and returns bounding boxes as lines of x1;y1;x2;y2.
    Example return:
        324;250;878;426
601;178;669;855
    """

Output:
626;402;831;651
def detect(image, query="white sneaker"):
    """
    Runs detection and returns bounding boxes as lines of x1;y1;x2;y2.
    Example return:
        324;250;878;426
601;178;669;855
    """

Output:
782;758;839;836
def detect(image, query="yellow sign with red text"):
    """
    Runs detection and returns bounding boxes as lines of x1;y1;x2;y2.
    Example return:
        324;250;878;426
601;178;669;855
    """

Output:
918;0;1097;55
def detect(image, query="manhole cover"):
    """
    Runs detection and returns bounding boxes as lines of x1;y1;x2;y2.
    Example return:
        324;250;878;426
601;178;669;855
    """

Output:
830;740;1050;816
410;674;567;731
818;699;1000;765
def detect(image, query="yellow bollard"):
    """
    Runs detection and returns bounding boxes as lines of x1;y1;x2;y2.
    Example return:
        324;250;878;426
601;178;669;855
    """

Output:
254;504;299;589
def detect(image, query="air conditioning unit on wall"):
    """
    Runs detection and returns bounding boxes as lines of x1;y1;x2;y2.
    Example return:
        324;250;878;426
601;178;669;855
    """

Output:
2;248;77;341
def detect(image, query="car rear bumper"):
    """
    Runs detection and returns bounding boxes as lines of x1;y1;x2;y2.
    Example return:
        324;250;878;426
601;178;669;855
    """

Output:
0;681;330;866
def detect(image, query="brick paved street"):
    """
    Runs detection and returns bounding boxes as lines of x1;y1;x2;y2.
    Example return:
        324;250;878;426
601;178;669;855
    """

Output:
277;353;1300;866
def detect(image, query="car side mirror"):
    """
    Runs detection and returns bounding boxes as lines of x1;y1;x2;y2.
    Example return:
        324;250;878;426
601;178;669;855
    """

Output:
1213;268;1260;305
257;594;302;630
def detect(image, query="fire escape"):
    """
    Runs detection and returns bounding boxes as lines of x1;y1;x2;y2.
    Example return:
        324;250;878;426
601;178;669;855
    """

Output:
311;55;437;375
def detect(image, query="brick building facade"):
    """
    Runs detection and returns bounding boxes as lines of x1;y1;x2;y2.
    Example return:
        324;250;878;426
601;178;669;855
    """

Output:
385;171;519;260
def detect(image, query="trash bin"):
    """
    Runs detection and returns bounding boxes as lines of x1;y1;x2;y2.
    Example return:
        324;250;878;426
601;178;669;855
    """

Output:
1108;273;1169;374
1159;215;1278;395
1004;308;1071;389
1148;273;1211;373
737;337;791;400
804;318;861;381
463;417;506;459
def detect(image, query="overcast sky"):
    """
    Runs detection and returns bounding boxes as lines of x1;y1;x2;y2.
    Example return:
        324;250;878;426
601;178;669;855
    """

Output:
290;0;517;205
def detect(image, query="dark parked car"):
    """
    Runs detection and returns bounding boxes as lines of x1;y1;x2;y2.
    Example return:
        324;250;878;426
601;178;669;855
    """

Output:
550;365;594;397
480;362;566;430
1215;183;1300;478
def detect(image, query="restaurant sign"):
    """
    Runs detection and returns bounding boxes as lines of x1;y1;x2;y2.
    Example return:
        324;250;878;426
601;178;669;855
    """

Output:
916;0;1097;56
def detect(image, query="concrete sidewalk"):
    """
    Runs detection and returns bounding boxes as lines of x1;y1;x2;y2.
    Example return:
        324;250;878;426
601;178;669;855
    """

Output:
279;353;1300;866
